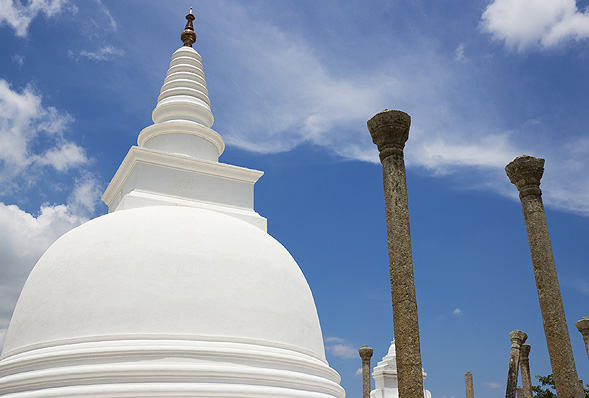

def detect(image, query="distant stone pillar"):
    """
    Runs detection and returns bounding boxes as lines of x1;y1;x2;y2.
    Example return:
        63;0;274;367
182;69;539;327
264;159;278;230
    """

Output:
506;330;527;398
465;371;474;398
519;344;533;398
575;317;589;360
506;155;584;398
359;345;374;398
368;109;424;398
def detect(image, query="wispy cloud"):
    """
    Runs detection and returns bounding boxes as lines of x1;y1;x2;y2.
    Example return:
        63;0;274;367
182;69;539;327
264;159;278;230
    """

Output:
325;337;359;360
94;0;116;31
481;0;589;51
454;42;466;62
79;45;123;61
453;308;463;316
483;381;503;389
355;367;363;376
11;54;24;67
0;0;75;37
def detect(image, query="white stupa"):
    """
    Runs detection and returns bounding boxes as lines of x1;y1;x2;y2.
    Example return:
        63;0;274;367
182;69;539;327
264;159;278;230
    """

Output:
371;340;431;398
0;10;345;398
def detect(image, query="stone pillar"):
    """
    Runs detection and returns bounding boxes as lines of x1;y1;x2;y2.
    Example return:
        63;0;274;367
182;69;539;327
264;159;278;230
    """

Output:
368;109;424;398
505;155;584;398
575;317;589;360
519;344;533;398
359;345;374;398
465;371;474;398
506;330;527;398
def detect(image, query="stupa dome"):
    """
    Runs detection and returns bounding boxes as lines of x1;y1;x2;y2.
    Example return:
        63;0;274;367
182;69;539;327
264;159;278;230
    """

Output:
3;206;324;356
0;206;343;397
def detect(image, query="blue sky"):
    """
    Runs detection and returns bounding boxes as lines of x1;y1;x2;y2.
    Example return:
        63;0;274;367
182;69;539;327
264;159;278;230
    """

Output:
0;1;588;397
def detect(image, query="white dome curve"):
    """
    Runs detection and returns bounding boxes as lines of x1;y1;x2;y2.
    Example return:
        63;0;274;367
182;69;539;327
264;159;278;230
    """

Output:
3;206;325;358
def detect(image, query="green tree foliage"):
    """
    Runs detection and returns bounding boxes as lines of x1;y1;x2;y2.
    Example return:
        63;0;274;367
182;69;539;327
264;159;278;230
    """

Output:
532;374;589;398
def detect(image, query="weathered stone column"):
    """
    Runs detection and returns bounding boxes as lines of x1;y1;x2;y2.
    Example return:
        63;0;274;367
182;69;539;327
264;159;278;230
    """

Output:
506;330;527;398
575;317;589;360
465;371;474;398
519;344;533;398
506;155;584;398
359;345;374;398
368;109;424;398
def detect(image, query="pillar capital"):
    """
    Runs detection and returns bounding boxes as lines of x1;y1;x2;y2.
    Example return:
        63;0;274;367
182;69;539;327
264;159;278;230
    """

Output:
576;317;589;338
520;344;531;359
367;109;411;162
505;156;545;199
509;330;528;347
359;345;374;361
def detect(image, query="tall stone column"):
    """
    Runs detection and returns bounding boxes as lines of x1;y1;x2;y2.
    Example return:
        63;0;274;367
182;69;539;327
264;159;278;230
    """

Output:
519;344;533;398
575;317;589;360
465;371;474;398
359;345;374;398
505;155;584;398
368;109;424;398
506;330;527;398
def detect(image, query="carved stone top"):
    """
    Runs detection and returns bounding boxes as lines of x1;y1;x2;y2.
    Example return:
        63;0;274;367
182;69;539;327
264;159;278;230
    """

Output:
576;317;589;337
509;330;528;346
505;155;545;198
181;8;197;47
367;109;411;161
520;343;531;358
358;345;374;361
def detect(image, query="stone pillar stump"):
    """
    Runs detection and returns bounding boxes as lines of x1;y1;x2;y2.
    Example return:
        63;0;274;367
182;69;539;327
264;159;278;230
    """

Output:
575;317;589;360
359;345;374;398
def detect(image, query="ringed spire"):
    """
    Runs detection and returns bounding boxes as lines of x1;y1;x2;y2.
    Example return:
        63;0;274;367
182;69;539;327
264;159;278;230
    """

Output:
181;8;196;47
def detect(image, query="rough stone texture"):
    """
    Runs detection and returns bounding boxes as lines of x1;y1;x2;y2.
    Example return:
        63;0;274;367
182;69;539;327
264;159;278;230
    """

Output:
506;330;528;398
368;109;425;398
519;344;533;398
506;155;584;398
359;345;374;398
575;317;589;360
465;371;474;398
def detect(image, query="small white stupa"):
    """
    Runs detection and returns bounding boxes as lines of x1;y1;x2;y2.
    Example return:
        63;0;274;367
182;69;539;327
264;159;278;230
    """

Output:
371;340;431;398
0;10;344;398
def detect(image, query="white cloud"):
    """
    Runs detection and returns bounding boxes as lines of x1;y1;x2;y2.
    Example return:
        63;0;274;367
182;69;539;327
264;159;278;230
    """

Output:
324;336;346;343
0;79;88;191
0;196;97;335
11;54;24;66
408;132;520;173
324;337;359;360
0;0;74;37
481;0;589;50
454;42;466;62
94;0;116;31
355;367;363;376
452;308;463;315
483;381;503;389
35;142;88;171
79;45;123;61
67;173;103;217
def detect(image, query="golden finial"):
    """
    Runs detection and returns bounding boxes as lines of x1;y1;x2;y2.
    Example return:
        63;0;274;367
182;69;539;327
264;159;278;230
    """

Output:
181;8;197;47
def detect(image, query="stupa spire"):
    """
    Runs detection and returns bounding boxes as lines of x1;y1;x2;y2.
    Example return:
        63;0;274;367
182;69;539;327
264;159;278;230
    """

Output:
181;8;197;47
